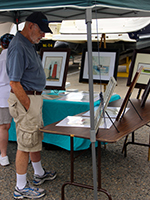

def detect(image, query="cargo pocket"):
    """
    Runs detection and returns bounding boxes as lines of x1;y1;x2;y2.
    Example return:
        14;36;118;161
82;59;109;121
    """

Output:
18;126;39;148
7;98;18;118
25;96;42;127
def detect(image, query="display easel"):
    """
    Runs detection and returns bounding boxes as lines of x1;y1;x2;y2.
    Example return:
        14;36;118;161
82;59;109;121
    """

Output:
122;80;150;161
116;66;143;121
99;33;106;49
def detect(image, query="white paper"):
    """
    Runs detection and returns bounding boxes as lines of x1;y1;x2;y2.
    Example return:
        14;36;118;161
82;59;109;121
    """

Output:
83;106;130;118
56;116;115;129
58;91;99;102
56;116;90;127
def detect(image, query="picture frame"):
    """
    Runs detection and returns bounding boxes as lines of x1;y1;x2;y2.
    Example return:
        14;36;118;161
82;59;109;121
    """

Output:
141;78;150;107
116;66;143;121
95;76;117;132
40;48;71;90
127;49;150;89
79;48;119;84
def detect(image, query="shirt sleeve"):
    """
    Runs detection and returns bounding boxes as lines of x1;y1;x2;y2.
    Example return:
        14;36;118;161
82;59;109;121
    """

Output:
6;43;25;82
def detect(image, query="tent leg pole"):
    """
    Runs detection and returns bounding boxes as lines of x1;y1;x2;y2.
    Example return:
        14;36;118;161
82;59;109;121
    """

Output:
86;8;98;200
91;142;98;200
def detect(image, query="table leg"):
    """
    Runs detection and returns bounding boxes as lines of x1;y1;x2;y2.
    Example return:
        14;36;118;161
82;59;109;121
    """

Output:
61;136;74;200
70;136;74;182
123;132;134;157
148;133;150;161
122;131;150;161
122;135;129;154
97;141;112;199
98;141;101;189
61;137;112;200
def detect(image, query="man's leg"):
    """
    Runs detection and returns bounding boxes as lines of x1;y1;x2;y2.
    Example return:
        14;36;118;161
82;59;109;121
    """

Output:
30;151;44;176
30;151;41;162
14;150;45;199
16;150;29;189
16;150;29;174
0;124;10;157
30;151;57;186
0;124;10;166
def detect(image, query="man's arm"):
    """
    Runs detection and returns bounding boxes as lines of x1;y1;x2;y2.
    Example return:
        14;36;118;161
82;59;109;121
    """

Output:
10;81;30;111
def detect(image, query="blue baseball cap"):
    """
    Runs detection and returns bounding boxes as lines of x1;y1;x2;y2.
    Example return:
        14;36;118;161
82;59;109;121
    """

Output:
26;12;53;33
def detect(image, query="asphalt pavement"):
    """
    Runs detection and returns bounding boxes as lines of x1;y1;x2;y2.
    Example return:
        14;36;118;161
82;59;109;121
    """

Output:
0;65;150;200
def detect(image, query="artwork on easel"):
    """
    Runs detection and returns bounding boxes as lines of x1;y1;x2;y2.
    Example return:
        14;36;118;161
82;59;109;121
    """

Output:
127;49;150;89
40;48;71;90
141;79;150;107
116;66;143;121
79;48;119;84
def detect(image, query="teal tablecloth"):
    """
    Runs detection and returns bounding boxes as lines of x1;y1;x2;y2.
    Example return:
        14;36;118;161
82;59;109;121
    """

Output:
9;93;121;151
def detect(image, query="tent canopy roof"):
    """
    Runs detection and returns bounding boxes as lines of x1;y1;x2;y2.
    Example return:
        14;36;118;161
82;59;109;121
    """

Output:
0;0;150;24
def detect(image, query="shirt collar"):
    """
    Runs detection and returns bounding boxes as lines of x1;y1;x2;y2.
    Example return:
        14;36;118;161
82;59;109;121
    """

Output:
17;32;35;48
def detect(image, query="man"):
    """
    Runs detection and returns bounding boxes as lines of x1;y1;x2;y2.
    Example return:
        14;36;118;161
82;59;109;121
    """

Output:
7;12;57;199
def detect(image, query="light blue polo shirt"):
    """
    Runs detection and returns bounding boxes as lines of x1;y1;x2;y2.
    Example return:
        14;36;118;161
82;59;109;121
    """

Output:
6;32;46;91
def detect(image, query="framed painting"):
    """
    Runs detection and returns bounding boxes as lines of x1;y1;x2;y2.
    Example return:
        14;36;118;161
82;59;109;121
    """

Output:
141;78;150;107
40;48;71;90
79;48;120;84
127;49;150;89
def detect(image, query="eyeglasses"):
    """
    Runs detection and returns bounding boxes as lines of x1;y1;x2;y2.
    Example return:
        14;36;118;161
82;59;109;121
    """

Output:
33;23;44;35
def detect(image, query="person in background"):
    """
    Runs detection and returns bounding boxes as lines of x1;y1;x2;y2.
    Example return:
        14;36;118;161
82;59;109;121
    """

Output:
0;33;14;166
7;12;57;199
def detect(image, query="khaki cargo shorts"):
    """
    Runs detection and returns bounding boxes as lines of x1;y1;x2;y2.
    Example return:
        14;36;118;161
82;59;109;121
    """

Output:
8;93;43;152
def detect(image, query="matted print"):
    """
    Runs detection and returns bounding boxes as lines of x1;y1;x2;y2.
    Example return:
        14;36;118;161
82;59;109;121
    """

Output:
79;48;119;84
41;48;70;90
127;49;150;89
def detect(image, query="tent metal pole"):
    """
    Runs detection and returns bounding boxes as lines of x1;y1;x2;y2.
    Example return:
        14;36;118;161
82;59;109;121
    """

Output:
15;11;19;31
86;8;98;200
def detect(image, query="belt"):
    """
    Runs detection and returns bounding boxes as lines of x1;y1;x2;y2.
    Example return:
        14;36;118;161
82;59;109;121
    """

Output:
11;89;42;95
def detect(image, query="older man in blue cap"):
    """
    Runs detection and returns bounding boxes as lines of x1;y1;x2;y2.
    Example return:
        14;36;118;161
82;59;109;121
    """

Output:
7;12;57;199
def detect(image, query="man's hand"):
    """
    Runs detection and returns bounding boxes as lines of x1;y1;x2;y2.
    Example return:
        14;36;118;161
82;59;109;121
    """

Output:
10;81;30;111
